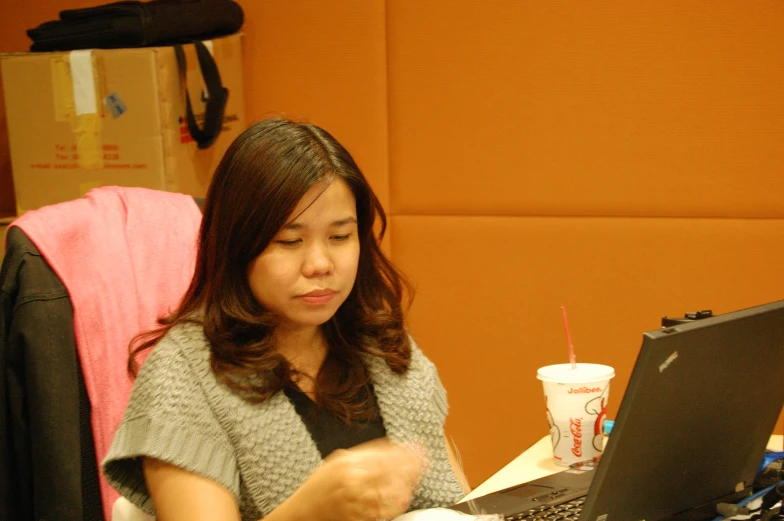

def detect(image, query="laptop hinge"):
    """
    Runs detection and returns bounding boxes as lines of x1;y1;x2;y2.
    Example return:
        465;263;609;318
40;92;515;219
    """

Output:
663;488;753;521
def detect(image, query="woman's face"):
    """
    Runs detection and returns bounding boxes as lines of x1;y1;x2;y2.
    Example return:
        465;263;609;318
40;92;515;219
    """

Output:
248;178;360;331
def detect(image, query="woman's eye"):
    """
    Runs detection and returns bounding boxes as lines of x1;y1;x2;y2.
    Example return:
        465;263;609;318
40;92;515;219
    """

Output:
275;239;301;247
331;234;351;242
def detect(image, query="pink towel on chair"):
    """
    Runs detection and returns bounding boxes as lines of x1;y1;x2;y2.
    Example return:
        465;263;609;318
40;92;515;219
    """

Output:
12;186;202;520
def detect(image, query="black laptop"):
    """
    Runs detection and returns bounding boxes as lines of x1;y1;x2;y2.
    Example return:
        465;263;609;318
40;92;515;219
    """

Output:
452;300;784;521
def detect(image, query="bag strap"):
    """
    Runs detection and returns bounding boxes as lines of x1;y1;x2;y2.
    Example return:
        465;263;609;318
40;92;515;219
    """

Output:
174;40;229;149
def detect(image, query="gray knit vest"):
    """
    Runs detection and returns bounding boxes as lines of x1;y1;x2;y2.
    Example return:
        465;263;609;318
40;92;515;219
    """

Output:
104;321;465;520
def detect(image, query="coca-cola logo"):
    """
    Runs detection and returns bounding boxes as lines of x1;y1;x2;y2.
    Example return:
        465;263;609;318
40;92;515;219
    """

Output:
568;386;601;394
570;417;582;457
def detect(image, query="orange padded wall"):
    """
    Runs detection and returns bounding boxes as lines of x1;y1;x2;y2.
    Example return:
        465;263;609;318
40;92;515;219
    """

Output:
386;2;784;485
239;1;390;208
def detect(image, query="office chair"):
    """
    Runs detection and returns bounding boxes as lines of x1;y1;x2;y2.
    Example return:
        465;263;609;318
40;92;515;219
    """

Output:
0;188;204;521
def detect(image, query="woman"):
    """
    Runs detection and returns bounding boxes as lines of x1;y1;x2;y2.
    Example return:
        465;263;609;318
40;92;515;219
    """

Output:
103;118;469;521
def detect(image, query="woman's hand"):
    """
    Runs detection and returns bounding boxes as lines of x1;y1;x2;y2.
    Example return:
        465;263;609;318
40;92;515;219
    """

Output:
272;437;428;521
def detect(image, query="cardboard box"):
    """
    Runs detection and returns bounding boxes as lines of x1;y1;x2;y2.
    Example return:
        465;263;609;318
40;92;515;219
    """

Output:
1;34;244;214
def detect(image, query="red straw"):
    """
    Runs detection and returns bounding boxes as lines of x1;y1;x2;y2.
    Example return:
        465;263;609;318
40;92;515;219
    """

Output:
561;306;577;369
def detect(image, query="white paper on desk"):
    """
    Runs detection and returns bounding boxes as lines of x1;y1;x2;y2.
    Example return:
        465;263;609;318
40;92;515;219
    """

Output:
393;508;501;521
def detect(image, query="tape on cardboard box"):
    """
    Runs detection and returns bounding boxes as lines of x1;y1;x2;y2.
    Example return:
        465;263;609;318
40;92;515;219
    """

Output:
50;51;104;169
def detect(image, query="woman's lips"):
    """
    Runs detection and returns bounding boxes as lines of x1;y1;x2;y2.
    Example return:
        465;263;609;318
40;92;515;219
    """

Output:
299;290;336;305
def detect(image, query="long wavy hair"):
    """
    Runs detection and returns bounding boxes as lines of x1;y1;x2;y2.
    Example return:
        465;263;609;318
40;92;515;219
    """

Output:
130;118;413;422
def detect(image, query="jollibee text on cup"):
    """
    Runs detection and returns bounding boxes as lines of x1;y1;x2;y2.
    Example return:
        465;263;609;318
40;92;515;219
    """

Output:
536;363;615;467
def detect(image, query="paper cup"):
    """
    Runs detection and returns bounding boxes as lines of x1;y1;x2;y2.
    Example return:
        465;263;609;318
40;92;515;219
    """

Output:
537;363;615;466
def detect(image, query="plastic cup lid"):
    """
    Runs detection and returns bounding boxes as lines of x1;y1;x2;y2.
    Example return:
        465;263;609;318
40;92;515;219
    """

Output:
537;363;615;383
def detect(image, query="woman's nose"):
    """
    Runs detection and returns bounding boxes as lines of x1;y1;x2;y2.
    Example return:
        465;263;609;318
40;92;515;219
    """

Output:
302;244;334;277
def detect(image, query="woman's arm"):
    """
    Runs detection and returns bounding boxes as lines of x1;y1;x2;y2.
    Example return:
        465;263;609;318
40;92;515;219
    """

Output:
144;458;314;521
143;438;424;521
143;458;242;521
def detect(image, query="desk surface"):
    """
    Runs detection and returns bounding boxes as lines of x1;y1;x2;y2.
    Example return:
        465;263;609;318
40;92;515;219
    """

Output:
462;434;784;502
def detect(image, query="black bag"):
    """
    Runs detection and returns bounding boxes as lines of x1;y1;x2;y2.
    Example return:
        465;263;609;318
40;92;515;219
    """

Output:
27;0;244;52
174;40;229;149
26;0;241;149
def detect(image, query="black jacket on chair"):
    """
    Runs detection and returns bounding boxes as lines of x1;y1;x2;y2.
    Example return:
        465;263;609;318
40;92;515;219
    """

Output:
0;197;204;521
0;225;103;521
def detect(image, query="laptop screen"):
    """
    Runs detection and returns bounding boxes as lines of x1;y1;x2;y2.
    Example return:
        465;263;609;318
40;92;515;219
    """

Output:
580;299;784;521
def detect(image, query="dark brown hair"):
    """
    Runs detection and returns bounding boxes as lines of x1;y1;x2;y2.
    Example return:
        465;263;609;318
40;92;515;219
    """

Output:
130;118;412;422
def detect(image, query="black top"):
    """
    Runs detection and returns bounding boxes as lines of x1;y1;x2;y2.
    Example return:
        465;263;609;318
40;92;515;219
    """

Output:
283;385;387;458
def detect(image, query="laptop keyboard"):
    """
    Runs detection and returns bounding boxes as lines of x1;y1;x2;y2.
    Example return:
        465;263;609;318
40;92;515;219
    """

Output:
504;497;585;520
